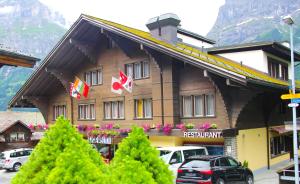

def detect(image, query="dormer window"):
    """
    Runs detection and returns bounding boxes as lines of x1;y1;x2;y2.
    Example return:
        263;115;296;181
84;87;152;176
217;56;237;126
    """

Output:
268;57;288;81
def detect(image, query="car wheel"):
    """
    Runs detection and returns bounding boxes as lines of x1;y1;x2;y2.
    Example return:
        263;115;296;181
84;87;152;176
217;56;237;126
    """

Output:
13;163;21;172
216;178;225;184
245;175;254;184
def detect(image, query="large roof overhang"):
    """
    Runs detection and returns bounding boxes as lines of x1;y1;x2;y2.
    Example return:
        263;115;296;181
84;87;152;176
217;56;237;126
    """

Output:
9;15;295;109
0;48;39;68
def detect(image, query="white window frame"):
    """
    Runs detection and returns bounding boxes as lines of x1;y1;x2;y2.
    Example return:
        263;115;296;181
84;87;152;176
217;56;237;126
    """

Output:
134;99;152;119
78;104;95;120
104;101;125;120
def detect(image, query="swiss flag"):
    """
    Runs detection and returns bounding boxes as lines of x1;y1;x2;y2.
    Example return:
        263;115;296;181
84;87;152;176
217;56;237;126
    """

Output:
111;77;123;95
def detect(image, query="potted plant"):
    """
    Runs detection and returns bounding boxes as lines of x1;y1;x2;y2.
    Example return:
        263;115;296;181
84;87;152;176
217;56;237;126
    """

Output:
185;123;194;129
142;124;151;132
113;124;120;129
199;122;211;131
210;123;218;129
163;124;173;135
176;123;186;132
156;123;162;132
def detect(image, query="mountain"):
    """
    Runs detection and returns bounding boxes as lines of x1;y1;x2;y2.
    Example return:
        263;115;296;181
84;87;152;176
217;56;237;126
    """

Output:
0;0;67;110
207;0;300;80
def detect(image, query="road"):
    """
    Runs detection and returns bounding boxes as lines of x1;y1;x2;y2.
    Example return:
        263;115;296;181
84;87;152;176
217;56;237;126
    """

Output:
0;169;17;184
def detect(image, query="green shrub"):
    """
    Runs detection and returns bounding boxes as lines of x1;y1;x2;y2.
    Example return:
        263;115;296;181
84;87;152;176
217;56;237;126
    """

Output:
46;145;108;184
11;116;106;184
111;126;173;184
110;158;156;184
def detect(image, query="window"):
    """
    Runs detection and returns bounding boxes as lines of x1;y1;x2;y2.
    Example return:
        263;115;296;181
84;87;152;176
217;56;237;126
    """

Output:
84;69;103;86
125;60;150;79
183;96;192;117
194;95;204;117
104;101;124;120
135;99;152;119
183;149;206;159
268;57;289;81
281;65;288;81
205;94;215;116
215;158;229;167
227;157;238;167
78;104;95;120
134;62;142;79
271;135;289;157
9;132;25;142
53;105;66;120
169;151;182;164
268;61;279;79
181;94;215;118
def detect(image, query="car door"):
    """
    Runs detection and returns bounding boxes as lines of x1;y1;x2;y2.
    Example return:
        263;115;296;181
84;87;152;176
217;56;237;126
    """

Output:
168;151;183;178
226;157;243;182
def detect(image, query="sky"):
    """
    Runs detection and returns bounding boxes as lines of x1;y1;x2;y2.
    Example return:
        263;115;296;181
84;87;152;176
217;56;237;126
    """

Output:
39;0;225;36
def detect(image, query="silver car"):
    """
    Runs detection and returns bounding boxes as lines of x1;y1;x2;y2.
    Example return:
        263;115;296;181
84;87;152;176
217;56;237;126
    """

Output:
0;148;33;171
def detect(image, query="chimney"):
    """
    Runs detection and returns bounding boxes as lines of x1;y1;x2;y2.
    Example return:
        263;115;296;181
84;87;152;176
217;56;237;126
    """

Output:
146;13;181;44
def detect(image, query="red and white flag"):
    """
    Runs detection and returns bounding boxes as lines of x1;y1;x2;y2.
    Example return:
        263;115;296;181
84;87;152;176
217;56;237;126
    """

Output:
70;83;80;99
119;70;133;93
111;76;123;95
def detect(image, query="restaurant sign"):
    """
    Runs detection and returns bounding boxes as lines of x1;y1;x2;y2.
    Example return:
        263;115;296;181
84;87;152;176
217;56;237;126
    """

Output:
88;136;112;144
183;131;222;138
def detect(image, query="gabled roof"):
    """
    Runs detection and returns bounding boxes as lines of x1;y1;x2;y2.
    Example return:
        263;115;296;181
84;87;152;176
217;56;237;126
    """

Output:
0;120;31;134
0;47;40;68
83;14;299;88
8;14;300;108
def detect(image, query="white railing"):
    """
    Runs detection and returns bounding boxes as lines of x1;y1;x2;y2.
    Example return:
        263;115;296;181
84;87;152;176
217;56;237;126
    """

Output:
280;169;300;181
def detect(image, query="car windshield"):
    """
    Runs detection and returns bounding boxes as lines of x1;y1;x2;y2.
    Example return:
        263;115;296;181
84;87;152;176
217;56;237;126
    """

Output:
183;149;206;159
159;150;172;156
181;160;210;168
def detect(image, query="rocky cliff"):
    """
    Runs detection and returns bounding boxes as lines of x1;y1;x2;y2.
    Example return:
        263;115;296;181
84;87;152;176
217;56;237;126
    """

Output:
0;0;66;110
207;0;300;79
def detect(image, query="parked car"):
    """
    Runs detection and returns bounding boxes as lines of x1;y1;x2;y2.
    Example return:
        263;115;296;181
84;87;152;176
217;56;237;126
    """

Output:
176;155;254;184
158;146;209;178
0;148;33;171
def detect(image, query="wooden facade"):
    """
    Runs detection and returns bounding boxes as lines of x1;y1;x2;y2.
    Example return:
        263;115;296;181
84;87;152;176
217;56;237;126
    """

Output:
0;121;36;152
45;46;232;130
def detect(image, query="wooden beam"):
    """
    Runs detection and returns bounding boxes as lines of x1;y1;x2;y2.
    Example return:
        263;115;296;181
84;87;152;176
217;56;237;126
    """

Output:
0;55;34;67
69;38;97;64
45;67;74;92
106;32;138;58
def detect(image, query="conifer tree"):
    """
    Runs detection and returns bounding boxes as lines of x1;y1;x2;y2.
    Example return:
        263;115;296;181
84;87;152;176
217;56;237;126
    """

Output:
11;117;106;184
111;126;173;184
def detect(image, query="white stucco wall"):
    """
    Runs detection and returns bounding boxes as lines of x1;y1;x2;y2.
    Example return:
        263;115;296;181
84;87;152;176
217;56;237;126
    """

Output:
218;50;268;73
177;34;214;49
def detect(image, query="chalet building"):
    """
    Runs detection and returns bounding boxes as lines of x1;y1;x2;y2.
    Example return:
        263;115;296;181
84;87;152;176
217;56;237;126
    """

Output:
0;112;46;152
8;13;300;173
0;121;37;152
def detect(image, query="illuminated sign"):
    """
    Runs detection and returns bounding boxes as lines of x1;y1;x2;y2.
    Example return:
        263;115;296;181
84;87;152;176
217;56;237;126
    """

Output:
183;131;222;138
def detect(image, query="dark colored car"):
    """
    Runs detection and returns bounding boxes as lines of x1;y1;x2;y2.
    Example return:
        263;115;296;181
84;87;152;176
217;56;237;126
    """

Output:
176;155;254;184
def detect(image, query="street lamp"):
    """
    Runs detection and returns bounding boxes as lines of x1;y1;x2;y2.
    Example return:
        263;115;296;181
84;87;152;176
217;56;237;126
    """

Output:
283;15;299;184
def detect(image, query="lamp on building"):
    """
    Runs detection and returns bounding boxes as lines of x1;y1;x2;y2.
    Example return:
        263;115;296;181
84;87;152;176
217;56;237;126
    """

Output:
283;15;299;184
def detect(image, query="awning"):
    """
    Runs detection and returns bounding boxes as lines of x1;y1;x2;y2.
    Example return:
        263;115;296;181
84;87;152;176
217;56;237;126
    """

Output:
270;126;291;134
270;123;300;134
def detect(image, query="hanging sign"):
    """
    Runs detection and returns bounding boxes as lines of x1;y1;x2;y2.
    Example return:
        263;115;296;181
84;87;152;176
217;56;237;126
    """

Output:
183;131;223;138
88;136;112;144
